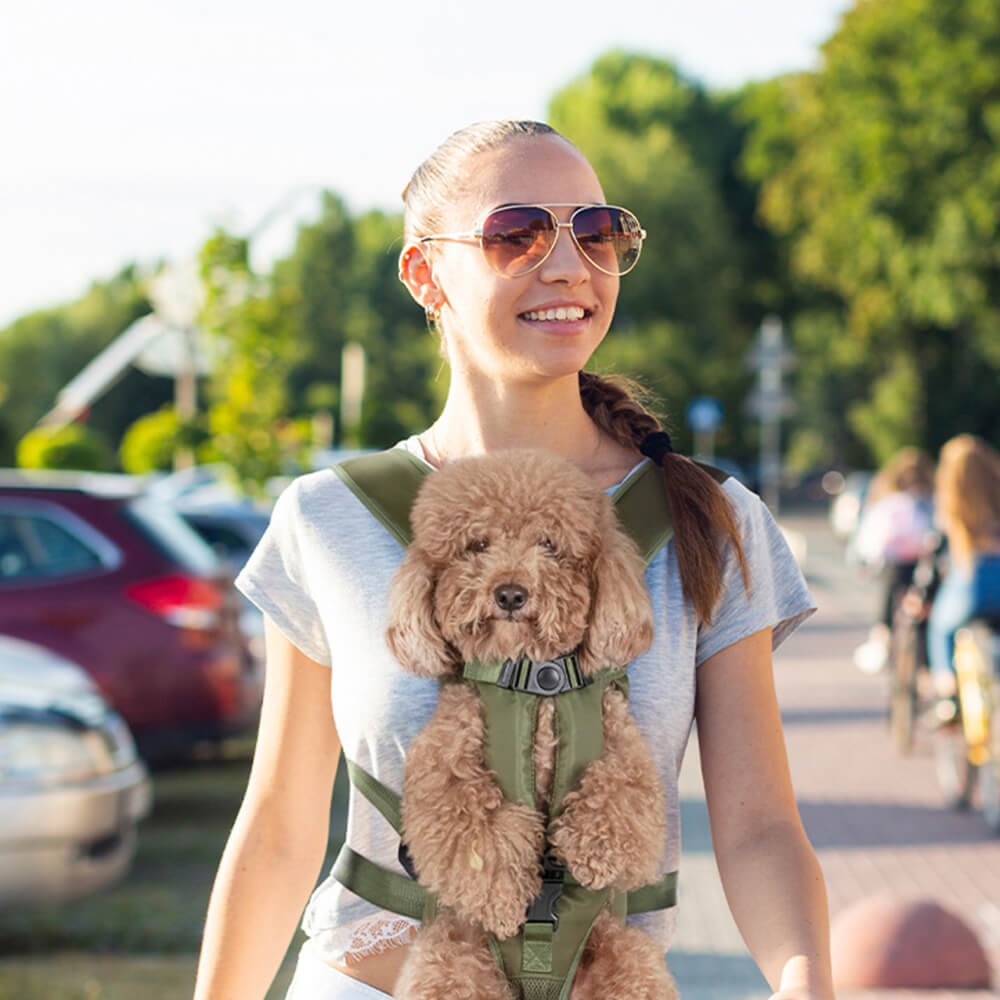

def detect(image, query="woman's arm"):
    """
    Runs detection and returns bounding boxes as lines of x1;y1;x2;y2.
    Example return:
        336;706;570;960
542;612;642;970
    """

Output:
695;628;834;1000
193;615;342;1000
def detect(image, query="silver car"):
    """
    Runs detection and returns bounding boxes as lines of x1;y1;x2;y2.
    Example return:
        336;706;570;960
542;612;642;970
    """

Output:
0;635;152;906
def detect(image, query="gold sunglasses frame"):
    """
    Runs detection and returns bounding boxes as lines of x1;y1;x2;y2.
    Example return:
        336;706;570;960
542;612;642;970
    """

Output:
417;203;647;277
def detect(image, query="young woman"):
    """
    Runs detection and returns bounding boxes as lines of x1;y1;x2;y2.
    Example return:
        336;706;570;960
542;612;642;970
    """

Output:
851;447;935;674
927;434;1000;695
193;120;833;1000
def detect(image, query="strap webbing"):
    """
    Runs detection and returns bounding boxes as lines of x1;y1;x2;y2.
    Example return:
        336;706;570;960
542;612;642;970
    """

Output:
332;845;426;920
344;757;402;834
334;449;730;568
627;870;678;913
333;449;430;548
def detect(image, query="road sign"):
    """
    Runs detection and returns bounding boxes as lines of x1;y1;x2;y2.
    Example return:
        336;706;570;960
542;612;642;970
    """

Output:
687;396;723;434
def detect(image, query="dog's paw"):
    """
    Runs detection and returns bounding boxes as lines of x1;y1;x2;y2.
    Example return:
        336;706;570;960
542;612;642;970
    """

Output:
548;788;662;891
433;800;545;938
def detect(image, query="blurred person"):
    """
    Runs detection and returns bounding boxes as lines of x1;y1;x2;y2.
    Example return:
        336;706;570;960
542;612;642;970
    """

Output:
927;435;1000;709
193;120;832;1000
851;448;936;673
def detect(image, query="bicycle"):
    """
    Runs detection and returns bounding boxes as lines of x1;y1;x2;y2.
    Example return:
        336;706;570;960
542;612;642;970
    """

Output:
886;556;938;755
933;616;1000;831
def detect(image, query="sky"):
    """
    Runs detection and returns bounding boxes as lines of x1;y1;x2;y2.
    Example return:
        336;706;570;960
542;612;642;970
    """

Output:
0;0;853;329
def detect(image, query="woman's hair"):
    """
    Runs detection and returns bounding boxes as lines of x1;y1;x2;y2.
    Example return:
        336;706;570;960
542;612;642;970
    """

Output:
867;447;935;506
403;120;748;624
402;120;561;241
935;434;1000;561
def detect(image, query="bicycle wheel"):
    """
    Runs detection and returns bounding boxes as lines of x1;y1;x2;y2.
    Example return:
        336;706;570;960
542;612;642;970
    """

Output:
933;725;975;810
983;703;1000;833
889;608;920;755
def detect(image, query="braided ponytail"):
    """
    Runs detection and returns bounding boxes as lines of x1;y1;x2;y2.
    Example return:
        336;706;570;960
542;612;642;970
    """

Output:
579;371;749;623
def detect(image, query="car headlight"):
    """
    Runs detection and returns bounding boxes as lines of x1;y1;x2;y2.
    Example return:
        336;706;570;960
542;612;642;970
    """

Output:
0;716;110;785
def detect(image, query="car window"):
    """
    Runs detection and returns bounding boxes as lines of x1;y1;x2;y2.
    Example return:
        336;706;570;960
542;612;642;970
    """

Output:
0;513;104;580
125;497;219;576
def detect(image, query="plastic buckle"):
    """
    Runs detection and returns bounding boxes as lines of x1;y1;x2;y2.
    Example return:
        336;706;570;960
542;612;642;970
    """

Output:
498;656;588;697
525;855;565;929
398;841;418;880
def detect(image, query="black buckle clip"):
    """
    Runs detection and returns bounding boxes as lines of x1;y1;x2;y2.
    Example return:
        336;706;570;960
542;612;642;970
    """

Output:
525;855;565;929
498;656;587;697
398;841;418;880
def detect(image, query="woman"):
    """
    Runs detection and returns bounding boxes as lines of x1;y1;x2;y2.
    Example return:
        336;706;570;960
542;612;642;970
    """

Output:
193;121;833;1000
927;434;1000;699
851;447;935;674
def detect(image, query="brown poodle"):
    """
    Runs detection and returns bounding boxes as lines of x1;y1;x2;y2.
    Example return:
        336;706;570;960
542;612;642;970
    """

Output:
386;449;677;1000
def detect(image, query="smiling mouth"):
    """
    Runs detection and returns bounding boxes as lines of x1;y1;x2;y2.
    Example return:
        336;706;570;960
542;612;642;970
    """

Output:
520;306;590;322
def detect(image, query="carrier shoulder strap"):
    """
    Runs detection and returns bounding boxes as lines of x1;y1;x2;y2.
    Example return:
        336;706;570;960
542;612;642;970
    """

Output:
333;447;727;566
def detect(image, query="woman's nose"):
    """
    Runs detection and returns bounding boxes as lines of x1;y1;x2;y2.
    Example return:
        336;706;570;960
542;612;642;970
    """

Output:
539;223;589;281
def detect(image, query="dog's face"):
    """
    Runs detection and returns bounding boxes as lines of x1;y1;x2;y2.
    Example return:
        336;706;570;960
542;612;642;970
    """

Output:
386;450;654;676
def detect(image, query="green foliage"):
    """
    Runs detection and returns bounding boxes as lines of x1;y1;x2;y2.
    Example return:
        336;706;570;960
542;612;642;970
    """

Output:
0;267;153;466
119;407;185;473
274;198;439;448
17;424;114;471
747;0;1000;459
549;52;757;455
199;231;308;496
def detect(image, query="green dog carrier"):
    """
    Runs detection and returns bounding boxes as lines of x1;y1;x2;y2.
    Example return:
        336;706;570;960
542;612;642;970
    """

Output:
328;448;726;999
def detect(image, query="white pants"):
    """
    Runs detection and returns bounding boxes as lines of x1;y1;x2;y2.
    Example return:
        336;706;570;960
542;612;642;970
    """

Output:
285;941;393;999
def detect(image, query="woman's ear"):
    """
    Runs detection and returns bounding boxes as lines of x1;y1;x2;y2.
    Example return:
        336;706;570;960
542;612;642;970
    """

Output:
398;244;444;316
578;512;654;673
385;546;457;677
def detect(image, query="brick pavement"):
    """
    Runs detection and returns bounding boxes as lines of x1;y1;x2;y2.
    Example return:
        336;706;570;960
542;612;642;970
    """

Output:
668;511;1000;1000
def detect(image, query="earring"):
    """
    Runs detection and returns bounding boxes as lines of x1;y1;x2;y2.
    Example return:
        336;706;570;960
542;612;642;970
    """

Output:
425;302;442;322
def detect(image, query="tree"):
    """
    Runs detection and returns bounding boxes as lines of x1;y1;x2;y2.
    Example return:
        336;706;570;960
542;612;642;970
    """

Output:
547;51;756;456
198;230;308;496
0;267;156;466
748;0;1000;461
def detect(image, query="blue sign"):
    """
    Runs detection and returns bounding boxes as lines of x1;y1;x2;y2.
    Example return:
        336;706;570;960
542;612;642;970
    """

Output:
687;396;723;434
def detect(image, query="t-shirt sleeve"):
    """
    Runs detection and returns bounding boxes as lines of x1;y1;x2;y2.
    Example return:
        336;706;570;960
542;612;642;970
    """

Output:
695;480;816;666
235;478;332;666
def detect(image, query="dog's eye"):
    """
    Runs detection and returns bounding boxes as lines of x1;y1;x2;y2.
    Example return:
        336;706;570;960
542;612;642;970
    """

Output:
539;537;558;557
465;538;489;554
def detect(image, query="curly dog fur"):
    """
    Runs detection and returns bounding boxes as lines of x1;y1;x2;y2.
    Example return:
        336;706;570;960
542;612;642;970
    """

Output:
386;449;677;1000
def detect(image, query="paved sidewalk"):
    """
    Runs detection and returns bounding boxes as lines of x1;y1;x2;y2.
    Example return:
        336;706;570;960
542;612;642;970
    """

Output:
669;512;1000;1000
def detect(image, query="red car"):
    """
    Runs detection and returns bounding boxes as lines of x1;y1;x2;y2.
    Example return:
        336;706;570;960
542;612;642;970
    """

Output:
0;470;261;762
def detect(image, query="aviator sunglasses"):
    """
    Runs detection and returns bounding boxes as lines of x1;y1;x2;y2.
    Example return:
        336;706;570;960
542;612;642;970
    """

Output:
418;204;647;278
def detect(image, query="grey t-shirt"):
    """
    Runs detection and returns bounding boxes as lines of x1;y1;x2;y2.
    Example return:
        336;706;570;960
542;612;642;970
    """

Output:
235;437;815;961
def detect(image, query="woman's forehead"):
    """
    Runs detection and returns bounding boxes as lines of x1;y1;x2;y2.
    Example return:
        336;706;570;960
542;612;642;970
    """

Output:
450;135;606;223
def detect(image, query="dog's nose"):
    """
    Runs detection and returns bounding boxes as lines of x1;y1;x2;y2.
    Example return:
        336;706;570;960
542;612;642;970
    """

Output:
494;583;528;613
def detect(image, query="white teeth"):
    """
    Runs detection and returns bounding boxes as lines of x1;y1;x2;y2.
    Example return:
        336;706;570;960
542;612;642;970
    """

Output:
524;306;586;322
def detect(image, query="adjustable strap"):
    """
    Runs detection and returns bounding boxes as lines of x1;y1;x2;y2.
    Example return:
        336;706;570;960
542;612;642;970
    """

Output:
332;844;427;920
333;449;726;567
334;448;429;548
344;757;402;834
627;870;678;914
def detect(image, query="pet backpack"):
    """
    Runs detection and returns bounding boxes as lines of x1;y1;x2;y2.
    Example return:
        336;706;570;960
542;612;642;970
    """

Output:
330;447;726;999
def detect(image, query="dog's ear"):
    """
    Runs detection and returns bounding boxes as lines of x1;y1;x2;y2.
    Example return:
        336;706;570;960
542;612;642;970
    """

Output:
578;515;654;673
385;547;457;677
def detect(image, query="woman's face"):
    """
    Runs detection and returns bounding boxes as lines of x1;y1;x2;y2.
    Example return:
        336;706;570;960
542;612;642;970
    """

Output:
420;135;620;385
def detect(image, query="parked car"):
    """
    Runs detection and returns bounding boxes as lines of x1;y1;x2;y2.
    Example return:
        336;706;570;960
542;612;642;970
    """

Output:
174;502;271;666
0;635;151;905
0;470;261;762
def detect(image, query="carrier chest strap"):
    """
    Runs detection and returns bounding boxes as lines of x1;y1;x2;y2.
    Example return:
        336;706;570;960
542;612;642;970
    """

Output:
330;842;678;922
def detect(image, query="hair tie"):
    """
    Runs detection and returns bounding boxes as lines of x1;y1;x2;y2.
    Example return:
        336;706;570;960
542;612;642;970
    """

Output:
639;431;674;466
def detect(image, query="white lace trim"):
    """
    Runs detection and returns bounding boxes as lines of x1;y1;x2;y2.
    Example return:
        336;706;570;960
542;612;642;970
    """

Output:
312;910;420;964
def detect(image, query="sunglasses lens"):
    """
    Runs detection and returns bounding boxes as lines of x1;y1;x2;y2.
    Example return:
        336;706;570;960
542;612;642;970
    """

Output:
481;207;556;276
572;207;644;275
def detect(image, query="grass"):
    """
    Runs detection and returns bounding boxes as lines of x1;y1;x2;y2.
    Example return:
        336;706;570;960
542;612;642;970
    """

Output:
0;741;348;999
